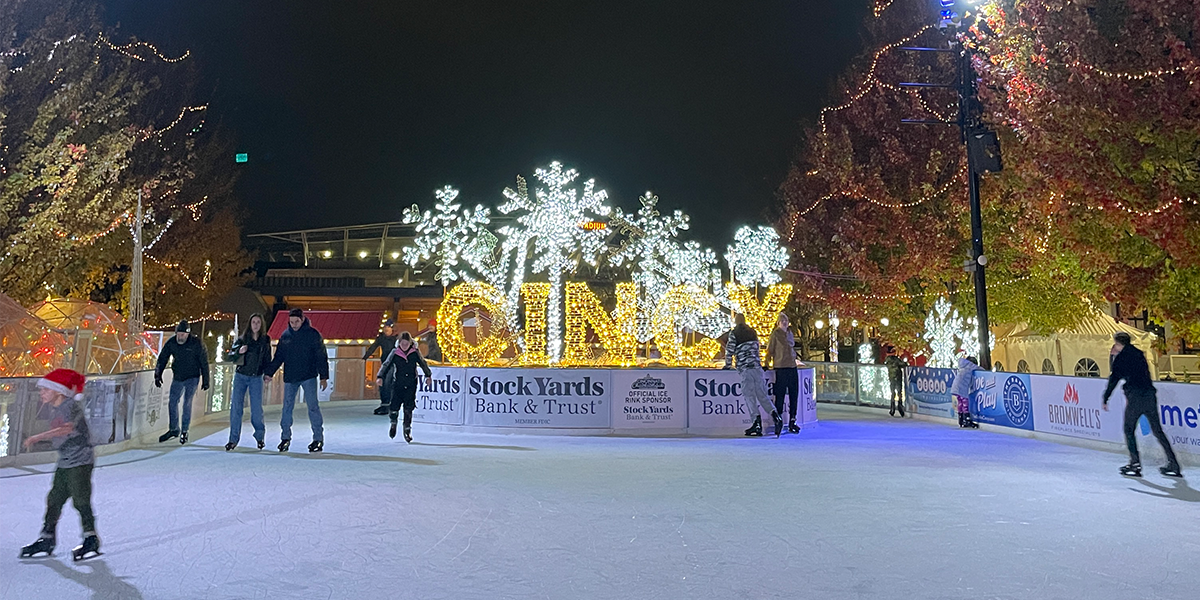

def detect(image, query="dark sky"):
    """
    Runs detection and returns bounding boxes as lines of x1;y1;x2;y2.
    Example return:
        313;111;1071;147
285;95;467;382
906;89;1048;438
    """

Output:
100;0;868;247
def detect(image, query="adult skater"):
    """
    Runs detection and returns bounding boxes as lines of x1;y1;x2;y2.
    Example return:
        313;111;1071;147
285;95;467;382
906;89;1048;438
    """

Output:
265;308;330;453
363;319;398;415
19;369;101;561
724;313;782;437
154;319;210;444
951;356;982;428
1104;332;1182;478
765;313;801;434
376;332;433;442
224;313;272;451
885;348;907;417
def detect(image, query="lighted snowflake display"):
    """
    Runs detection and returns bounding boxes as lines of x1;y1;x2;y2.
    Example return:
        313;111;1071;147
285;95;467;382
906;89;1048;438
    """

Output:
725;225;789;287
402;186;497;287
609;192;692;342
922;296;962;369
958;316;995;364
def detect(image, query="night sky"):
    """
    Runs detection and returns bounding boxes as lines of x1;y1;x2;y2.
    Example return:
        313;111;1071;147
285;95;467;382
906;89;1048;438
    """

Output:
100;0;869;247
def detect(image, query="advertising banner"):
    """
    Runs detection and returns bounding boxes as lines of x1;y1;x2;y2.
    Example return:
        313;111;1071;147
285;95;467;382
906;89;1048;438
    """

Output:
610;370;687;430
411;367;467;426
798;368;818;426
464;368;612;428
906;367;957;419
132;370;171;439
970;371;1035;430
686;369;775;432
1151;381;1200;456
1029;375;1125;444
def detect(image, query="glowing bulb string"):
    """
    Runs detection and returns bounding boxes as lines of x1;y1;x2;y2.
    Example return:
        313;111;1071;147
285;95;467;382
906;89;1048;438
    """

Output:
97;34;190;63
819;25;938;136
145;254;210;290
800;275;1033;302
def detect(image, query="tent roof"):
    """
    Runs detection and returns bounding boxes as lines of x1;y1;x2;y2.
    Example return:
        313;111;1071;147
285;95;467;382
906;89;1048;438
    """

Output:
994;309;1155;343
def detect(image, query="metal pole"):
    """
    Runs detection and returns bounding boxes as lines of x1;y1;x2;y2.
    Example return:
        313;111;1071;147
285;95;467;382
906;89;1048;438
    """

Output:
130;189;144;336
959;46;992;370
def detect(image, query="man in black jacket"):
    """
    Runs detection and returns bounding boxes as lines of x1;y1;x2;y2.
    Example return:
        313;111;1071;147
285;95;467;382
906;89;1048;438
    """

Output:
363;319;397;415
1104;332;1181;477
265;309;330;453
154;320;210;444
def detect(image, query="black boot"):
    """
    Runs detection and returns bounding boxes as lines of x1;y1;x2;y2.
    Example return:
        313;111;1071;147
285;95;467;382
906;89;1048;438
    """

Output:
19;536;54;558
278;439;291;452
889;401;896;417
389;411;399;439
308;440;323;453
744;415;763;437
158;429;179;443
898;401;906;417
72;533;101;562
1161;464;1183;478
404;426;412;443
179;431;188;444
224;442;236;452
788;420;800;434
772;411;783;438
373;404;389;416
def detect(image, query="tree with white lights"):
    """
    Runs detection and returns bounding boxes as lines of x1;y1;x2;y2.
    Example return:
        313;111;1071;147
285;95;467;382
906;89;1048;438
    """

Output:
402;186;498;288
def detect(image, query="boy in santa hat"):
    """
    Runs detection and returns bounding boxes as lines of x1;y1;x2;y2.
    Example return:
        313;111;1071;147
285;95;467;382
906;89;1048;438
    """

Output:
19;368;101;561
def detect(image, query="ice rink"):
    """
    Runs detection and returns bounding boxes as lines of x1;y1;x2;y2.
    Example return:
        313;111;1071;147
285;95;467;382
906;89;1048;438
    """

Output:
2;403;1197;600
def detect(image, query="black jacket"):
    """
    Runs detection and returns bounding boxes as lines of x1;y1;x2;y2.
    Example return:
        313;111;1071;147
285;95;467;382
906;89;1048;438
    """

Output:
226;334;272;377
266;320;330;383
156;335;210;386
1104;344;1155;402
362;333;397;360
378;345;432;394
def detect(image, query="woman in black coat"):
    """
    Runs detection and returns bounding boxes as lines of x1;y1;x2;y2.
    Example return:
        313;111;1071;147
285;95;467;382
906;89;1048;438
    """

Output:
376;332;432;442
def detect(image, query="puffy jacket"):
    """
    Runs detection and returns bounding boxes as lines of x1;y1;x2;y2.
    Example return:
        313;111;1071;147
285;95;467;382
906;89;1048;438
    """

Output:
950;357;981;398
378;345;432;395
766;328;797;369
724;324;762;373
1104;344;1154;401
266;320;329;383
885;355;907;382
156;335;210;387
226;334;272;377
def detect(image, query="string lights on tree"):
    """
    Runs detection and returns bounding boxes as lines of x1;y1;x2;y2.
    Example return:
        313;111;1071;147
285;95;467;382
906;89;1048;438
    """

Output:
725;225;789;287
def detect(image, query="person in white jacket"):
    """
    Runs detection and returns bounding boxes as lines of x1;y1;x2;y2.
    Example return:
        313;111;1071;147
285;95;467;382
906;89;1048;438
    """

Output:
950;356;982;428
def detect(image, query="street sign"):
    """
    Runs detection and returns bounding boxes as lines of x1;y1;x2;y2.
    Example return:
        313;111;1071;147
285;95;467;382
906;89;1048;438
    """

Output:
235;153;248;163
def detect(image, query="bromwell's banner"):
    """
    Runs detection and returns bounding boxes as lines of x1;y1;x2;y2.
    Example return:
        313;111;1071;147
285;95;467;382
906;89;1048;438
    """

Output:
906;367;957;419
464;368;612;428
1028;374;1123;444
411;367;467;425
610;370;688;430
969;371;1035;431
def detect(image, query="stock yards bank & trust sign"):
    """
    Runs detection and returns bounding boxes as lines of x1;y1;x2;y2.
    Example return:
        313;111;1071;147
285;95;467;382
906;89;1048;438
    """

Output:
465;369;610;428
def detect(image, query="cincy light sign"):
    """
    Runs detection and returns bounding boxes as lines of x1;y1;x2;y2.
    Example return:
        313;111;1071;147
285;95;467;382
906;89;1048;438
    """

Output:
404;161;792;368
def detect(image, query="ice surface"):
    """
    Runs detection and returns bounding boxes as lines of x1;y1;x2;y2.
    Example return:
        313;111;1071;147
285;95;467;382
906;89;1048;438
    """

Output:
2;403;1197;600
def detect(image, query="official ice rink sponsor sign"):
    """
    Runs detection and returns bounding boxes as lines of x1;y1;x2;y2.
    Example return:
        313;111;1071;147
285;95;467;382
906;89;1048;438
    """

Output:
411;367;466;425
687;369;774;430
970;372;1035;430
464;369;612;428
610;370;687;430
1029;375;1124;443
907;367;956;419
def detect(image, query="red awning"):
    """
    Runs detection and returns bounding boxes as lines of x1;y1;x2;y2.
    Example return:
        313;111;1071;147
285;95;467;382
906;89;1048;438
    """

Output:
267;311;384;343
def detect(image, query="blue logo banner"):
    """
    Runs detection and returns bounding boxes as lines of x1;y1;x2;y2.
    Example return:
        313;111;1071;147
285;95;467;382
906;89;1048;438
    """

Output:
970;372;1035;430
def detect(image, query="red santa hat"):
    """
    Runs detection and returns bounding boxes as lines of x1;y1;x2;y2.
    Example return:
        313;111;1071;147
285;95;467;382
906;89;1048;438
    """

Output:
37;368;87;401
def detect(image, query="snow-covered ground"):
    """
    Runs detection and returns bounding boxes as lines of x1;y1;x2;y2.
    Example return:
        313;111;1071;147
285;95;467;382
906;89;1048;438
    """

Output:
1;403;1196;600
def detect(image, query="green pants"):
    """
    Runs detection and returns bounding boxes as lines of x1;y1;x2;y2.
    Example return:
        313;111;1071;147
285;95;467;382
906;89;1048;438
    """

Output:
42;464;95;536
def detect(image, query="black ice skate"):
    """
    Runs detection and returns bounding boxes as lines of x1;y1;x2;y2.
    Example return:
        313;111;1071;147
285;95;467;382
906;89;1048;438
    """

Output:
1120;463;1142;477
158;429;179;443
898;403;906;417
772;411;783;438
389;421;398;439
72;534;101;562
788;420;800;434
1160;464;1183;478
278;439;291;452
224;442;236;452
256;438;265;450
19;536;54;558
308;440;323;453
404;427;412;444
744;416;763;437
373;404;389;415
889;401;897;417
179;431;188;444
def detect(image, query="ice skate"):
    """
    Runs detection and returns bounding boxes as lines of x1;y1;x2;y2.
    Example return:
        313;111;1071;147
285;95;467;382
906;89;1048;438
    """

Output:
224;442;236;452
278;439;291;452
772;411;783;438
744;415;763;437
179;431;188;444
389;421;398;439
1160;464;1183;478
256;438;265;450
19;536;54;558
898;403;906;417
1120;463;1142;477
788;420;800;434
71;534;101;562
404;427;412;443
373;404;389;416
308;440;323;453
158;429;179;443
889;401;896;417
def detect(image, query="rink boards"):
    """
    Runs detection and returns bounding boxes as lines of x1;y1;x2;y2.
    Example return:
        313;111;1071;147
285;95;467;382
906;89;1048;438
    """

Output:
408;367;818;435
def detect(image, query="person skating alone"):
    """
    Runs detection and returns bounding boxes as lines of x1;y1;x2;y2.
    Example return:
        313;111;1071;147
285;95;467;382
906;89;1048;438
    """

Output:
951;356;981;428
724;313;782;437
376;332;433;442
885;348;907;417
1104;332;1182;478
363;319;398;416
154;320;210;445
19;369;102;561
265;308;330;453
224;313;273;451
765;313;801;434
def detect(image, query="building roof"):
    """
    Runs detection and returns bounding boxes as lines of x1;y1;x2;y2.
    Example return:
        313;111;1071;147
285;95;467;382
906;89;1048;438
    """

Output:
268;310;385;343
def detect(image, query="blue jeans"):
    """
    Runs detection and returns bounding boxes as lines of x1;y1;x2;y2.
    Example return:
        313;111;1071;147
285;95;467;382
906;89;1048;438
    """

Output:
168;377;200;432
281;378;323;442
229;373;265;444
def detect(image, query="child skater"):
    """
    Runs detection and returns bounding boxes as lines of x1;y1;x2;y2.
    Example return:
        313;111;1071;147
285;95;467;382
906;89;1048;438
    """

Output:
20;368;102;561
376;332;432;443
951;356;982;428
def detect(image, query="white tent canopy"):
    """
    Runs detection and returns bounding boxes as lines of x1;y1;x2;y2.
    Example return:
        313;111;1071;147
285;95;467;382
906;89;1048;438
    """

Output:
992;310;1158;380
